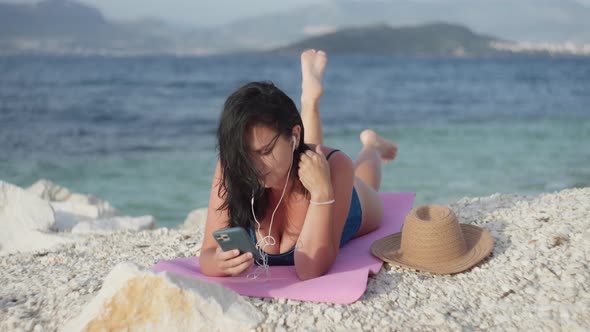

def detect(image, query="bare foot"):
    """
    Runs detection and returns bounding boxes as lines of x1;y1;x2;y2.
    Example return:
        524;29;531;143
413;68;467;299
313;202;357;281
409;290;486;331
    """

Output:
360;129;398;163
301;49;327;104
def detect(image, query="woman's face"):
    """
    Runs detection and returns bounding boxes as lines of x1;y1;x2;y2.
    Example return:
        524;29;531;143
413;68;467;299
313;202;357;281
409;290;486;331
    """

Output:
246;124;296;189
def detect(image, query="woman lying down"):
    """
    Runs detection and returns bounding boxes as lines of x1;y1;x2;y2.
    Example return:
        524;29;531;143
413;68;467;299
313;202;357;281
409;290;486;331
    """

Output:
199;49;397;280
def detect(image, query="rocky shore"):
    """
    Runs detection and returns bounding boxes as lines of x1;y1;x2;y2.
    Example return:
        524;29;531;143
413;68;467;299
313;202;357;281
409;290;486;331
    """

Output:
0;179;588;331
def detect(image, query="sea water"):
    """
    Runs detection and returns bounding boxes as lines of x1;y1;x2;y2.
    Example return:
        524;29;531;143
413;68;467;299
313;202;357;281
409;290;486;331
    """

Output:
1;55;588;228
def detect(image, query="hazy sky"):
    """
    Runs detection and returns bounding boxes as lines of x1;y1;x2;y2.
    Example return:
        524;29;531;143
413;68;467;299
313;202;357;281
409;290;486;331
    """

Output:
2;0;590;27
82;0;329;26
1;0;324;26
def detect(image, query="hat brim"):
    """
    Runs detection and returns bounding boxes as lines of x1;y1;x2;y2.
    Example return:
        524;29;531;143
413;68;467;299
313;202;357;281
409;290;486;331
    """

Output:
370;224;495;275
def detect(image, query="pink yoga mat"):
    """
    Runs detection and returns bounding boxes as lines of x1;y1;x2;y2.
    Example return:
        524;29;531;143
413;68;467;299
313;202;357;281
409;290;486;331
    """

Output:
152;192;415;304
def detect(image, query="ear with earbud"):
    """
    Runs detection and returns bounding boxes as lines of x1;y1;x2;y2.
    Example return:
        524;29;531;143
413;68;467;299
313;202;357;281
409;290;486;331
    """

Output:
292;136;297;152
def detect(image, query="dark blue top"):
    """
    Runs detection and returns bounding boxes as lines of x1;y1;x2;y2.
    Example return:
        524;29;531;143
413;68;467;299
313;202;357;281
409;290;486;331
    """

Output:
248;149;363;266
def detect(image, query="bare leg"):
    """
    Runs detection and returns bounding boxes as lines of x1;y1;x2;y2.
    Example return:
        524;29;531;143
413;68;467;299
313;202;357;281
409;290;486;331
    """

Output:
351;130;397;236
300;49;327;145
354;129;398;191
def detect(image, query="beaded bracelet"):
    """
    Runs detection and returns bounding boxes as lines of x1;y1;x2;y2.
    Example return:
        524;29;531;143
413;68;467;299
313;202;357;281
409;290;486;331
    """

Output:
309;199;335;205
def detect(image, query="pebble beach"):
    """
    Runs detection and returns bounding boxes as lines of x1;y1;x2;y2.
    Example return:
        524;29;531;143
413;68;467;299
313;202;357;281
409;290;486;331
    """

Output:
0;181;588;331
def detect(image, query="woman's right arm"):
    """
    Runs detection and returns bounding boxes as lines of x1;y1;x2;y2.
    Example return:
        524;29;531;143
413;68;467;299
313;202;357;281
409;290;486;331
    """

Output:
199;160;254;277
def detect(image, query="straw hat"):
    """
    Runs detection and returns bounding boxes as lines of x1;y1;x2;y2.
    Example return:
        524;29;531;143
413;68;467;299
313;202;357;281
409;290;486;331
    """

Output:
371;205;494;274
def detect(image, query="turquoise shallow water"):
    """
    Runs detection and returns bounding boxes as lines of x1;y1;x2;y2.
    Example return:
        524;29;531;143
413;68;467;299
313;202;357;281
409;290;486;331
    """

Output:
2;119;588;228
1;55;589;228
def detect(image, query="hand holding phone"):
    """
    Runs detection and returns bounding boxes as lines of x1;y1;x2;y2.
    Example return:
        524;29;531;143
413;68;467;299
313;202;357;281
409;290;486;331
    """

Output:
213;227;262;260
212;227;262;276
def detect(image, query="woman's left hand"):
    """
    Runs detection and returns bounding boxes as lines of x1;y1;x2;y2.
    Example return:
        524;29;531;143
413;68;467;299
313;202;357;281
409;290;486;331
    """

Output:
298;145;334;201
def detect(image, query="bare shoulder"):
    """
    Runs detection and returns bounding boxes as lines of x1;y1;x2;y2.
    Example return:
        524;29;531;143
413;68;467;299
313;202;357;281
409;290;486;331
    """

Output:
307;144;344;157
307;144;353;172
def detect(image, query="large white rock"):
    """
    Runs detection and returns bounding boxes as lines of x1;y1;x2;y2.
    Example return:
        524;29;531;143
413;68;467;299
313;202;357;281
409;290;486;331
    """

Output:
71;215;156;234
0;180;75;255
27;179;120;231
180;208;208;231
1;181;56;231
63;262;264;332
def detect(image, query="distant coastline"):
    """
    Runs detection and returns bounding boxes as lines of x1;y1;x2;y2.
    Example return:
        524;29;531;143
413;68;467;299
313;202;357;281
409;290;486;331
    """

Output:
3;24;589;58
267;23;590;57
489;41;590;56
1;0;589;57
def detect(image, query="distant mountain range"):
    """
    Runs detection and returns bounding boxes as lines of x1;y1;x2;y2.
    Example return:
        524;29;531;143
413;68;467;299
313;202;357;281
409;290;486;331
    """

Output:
0;0;216;55
271;23;504;56
1;0;589;56
204;0;590;53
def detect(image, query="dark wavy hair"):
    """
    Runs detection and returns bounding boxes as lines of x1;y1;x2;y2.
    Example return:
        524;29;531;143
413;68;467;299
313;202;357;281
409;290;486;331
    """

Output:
216;81;310;229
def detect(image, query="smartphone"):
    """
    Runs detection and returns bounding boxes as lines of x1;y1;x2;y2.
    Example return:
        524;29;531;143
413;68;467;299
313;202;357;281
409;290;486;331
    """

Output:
213;227;263;261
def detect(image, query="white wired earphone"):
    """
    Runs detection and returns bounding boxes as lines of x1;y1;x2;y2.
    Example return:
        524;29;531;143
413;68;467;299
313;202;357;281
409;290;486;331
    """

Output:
247;135;297;280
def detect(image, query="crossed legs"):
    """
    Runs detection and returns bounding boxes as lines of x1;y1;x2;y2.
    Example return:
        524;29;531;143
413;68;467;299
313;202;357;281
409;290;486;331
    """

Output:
299;49;399;236
299;49;397;191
